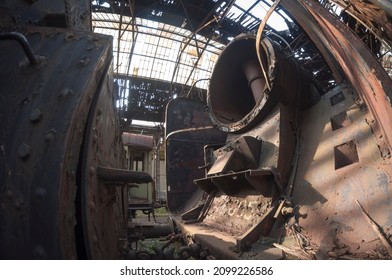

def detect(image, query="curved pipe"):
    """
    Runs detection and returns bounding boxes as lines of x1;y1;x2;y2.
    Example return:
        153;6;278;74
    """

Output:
207;34;320;133
0;32;38;66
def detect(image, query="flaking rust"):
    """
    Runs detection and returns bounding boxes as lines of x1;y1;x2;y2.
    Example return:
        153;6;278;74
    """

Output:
165;2;392;259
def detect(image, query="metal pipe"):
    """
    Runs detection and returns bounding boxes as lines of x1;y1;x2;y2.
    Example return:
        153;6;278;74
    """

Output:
97;166;153;184
242;59;266;103
0;32;38;66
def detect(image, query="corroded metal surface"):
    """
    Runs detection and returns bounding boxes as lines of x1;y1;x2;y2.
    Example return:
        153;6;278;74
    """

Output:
0;27;118;259
283;0;392;149
292;84;392;258
97;166;152;185
0;0;91;30
165;98;227;213
80;68;128;259
207;35;320;133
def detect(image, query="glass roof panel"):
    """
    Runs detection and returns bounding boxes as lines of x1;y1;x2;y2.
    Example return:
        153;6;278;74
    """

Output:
92;12;224;90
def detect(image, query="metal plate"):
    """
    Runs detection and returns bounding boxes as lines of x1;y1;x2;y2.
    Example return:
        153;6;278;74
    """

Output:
293;86;392;258
80;65;127;259
0;27;113;259
165;98;227;213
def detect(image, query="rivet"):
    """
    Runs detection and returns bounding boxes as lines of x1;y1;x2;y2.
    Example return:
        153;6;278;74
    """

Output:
35;188;46;199
77;57;90;67
59;88;73;98
18;143;31;159
6;190;13;199
89;166;95;176
30;108;42;122
34;245;47;259
14;201;23;210
89;201;96;209
45;130;55;143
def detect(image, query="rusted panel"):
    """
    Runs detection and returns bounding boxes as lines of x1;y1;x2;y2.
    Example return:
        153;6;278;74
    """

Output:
282;0;392;149
236;203;278;251
0;0;91;30
0;27;113;259
64;0;91;30
207;136;262;176
165;98;227;213
302;1;392;151
165;98;213;134
196;169;276;197
80;68;128;259
166;127;227;213
293;85;392;258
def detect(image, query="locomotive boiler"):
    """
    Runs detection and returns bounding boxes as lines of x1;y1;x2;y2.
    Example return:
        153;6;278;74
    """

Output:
0;1;154;259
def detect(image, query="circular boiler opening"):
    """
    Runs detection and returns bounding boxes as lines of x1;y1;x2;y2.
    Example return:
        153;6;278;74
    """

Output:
208;35;270;131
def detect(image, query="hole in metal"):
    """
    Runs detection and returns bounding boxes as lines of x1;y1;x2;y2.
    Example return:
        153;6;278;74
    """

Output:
334;140;359;169
330;111;351;131
330;91;345;106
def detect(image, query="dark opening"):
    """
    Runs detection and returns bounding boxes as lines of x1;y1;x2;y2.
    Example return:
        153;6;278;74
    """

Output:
331;111;351;131
334;140;359;169
330;91;345;106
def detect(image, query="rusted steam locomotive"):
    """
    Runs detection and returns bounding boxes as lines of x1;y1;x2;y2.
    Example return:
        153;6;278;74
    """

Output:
1;0;392;260
165;2;392;259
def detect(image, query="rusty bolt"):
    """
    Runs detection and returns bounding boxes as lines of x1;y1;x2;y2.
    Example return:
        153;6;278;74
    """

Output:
45;130;56;143
14;200;23;210
59;88;73;98
34;245;47;259
77;57;90;67
6;190;13;199
30;108;42;123
18;143;31;159
89;201;96;210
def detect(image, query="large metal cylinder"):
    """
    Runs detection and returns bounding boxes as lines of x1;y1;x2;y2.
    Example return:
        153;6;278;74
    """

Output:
207;34;318;133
